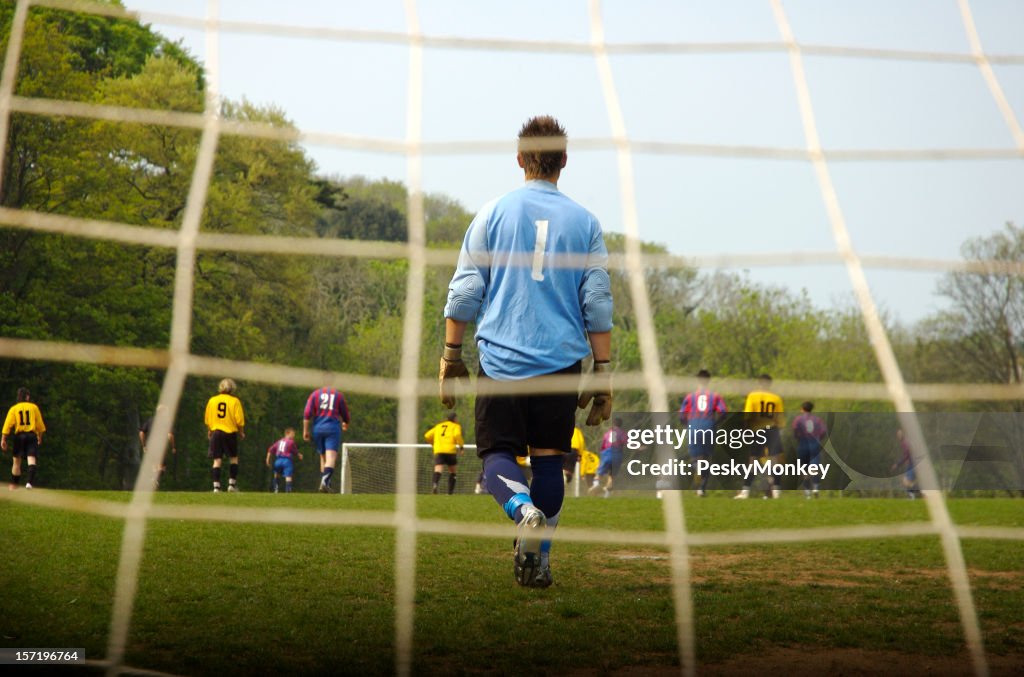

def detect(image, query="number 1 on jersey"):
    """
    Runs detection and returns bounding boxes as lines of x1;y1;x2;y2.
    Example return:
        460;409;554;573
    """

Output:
532;219;549;281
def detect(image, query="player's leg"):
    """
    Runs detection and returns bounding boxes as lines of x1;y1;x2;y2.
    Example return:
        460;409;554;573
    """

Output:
476;371;547;586
226;433;240;491
9;450;22;489
522;367;577;587
447;463;457;495
562;451;577;485
735;448;761;499
687;448;708;496
798;445;810;497
208;432;224;492
474;469;485;494
904;468;919;498
321;448;339;491
25;455;37;488
317;426;340;491
589;452;611;495
766;429;783;498
603;450;622;498
810;448;821;496
476;373;537;521
282;458;295;493
432;459;443;494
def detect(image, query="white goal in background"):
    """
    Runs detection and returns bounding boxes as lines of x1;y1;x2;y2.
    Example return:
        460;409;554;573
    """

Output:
340;443;479;495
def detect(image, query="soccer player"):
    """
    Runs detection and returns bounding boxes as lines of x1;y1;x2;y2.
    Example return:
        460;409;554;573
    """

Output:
564;425;586;485
139;404;176;489
438;115;613;588
1;387;46;489
579;447;600;487
678;369;727;497
735;374;785;499
424;411;464;495
589;418;625;498
266;427;302;493
303;385;350;493
891;428;921;499
791;401;827;498
204;378;245;492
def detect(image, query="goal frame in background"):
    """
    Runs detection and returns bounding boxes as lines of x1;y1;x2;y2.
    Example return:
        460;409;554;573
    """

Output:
340;443;477;495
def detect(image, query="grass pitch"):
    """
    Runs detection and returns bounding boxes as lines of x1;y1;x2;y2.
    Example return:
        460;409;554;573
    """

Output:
0;492;1021;676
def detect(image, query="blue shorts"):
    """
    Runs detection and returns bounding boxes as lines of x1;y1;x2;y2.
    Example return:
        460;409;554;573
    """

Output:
905;467;917;483
273;457;294;478
688;444;712;460
797;442;821;467
597;449;623;478
313;424;341;455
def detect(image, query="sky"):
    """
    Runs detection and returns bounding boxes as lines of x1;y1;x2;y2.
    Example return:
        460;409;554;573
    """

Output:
120;0;1024;326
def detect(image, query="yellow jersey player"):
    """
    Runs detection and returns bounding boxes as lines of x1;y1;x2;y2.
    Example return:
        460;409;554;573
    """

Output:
579;448;600;486
735;374;786;499
425;411;464;495
564;426;586;484
204;378;245;492
2;387;46;489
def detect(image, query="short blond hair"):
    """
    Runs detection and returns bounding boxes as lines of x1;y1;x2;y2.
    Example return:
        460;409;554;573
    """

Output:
218;378;237;394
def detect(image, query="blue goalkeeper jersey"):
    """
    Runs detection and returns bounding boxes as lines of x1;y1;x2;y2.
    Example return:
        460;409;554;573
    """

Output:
445;180;613;380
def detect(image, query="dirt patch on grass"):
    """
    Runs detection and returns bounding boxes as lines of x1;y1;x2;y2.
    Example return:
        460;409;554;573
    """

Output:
558;648;1023;677
701;647;1024;676
599;547;1024;592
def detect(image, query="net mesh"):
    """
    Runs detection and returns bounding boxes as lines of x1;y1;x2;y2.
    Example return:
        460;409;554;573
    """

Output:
0;0;1022;675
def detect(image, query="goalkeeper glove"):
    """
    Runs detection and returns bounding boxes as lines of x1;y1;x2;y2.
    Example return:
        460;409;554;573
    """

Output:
578;360;612;426
439;343;470;409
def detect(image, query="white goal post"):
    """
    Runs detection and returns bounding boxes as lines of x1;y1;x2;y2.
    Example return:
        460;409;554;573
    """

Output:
339;443;584;496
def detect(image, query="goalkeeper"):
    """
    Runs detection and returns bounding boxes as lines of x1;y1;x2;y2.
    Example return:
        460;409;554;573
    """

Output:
440;115;613;589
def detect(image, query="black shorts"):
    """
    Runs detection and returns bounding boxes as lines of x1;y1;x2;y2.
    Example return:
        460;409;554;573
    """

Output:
12;432;38;458
474;361;580;458
207;430;239;460
433;453;458;467
751;427;783;458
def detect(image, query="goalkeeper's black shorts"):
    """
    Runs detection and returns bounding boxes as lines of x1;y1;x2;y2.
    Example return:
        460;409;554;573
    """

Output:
474;361;581;459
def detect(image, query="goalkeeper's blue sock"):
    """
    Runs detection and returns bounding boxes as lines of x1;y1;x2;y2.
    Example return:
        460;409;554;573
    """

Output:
529;455;564;518
285;479;293;493
529;455;564;555
322;466;334;488
482;451;533;523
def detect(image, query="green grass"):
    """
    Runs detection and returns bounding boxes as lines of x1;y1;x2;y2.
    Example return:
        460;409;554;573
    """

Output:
0;493;1021;675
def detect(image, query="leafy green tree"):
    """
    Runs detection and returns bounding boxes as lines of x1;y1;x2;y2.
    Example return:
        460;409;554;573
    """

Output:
932;223;1024;386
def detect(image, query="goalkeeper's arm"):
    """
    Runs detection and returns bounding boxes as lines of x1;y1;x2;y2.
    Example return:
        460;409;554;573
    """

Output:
578;331;612;426
439;318;471;408
577;247;613;425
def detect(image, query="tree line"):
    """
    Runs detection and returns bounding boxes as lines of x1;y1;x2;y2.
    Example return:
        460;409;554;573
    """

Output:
0;2;1019;491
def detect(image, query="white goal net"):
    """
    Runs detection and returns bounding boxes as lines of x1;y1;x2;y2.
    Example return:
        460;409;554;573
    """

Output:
0;1;1021;677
